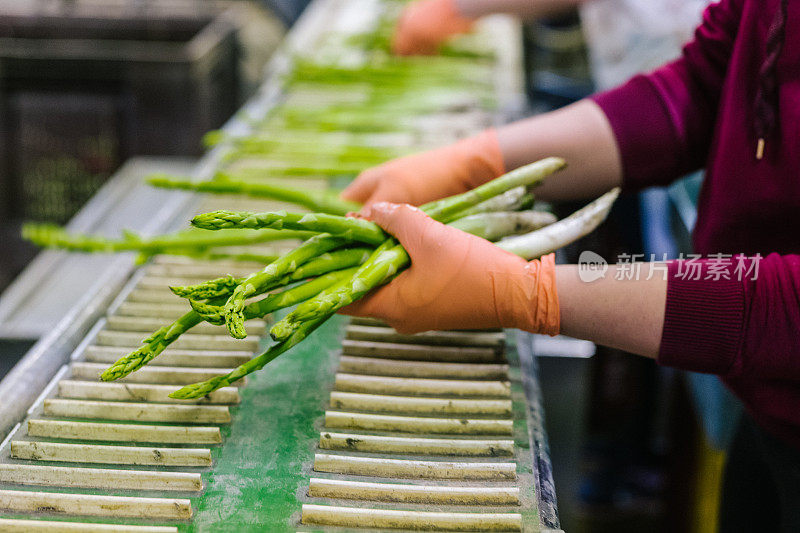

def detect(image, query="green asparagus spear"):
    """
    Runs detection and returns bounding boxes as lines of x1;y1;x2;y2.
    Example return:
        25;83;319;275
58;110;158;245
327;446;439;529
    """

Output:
22;224;312;255
193;267;358;324
100;308;210;381
169;312;332;399
223;138;401;162
169;275;243;300
187;247;371;321
421;157;566;223
174;251;377;398
290;247;372;278
147;174;360;216
224;233;348;339
496;188;620;260
170;246;371;301
102;269;357;381
191;210;386;246
269;240;403;340
452;186;528;217
134;249;278;266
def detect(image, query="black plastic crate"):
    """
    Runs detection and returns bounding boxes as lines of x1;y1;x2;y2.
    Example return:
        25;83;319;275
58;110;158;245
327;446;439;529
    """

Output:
0;2;243;290
10;91;121;224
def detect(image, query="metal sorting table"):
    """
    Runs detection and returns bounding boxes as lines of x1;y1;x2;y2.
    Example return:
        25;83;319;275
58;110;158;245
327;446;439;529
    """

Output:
0;0;567;530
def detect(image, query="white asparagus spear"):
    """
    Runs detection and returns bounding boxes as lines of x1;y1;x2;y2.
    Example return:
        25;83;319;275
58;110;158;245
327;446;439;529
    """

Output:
450;211;557;241
496;188;620;260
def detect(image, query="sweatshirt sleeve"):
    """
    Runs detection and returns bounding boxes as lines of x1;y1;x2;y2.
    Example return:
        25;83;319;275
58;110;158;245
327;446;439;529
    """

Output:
659;253;800;382
590;0;743;190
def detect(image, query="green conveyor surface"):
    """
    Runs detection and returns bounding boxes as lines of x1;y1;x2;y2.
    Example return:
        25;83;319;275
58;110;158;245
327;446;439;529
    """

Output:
189;313;346;532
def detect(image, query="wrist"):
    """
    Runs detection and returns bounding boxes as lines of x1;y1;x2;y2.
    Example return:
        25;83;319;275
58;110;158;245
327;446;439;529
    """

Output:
493;253;561;335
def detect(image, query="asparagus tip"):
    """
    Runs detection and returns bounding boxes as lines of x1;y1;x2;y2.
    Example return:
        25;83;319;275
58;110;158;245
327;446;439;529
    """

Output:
191;210;239;231
100;344;154;382
169;376;229;399
269;321;297;342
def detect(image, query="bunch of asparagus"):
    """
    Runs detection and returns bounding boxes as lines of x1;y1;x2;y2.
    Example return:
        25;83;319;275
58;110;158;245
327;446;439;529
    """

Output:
90;159;618;399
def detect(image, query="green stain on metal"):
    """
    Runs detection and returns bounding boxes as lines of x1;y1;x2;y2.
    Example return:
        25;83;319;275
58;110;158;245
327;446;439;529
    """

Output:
188;313;346;532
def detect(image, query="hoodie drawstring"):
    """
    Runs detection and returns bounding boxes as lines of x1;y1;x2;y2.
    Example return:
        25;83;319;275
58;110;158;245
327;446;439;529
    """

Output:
754;0;789;160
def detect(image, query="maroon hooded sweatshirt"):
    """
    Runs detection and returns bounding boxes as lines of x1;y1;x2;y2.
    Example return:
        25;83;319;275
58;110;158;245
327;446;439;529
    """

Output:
591;0;800;448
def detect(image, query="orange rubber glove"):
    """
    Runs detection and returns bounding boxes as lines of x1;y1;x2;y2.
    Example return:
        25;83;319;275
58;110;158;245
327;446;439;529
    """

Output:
341;202;561;335
341;129;505;208
392;0;476;56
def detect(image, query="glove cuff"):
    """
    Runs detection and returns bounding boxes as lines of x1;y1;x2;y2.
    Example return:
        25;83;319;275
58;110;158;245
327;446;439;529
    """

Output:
494;253;561;335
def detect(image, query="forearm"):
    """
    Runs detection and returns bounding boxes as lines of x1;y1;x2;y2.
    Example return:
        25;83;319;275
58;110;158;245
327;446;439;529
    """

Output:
497;100;623;201
456;0;585;20
555;264;666;358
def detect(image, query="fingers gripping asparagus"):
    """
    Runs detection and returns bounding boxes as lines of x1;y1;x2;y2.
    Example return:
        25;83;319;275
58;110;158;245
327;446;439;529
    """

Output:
270;158;567;341
107;160;617;395
272;189;615;343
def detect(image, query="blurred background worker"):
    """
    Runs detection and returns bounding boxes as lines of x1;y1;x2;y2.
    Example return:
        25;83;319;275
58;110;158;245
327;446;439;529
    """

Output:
391;0;708;90
350;1;763;532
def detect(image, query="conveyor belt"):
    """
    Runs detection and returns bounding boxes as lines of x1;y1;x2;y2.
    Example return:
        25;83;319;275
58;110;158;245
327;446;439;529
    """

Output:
298;326;536;531
0;247;262;530
0;214;561;530
0;278;558;530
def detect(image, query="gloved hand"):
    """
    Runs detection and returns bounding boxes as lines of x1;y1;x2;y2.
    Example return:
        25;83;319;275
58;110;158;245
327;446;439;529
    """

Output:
340;129;505;208
392;0;476;56
340;202;561;335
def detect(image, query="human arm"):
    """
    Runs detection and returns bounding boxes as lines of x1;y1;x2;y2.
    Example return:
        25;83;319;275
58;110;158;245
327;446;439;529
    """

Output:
556;264;665;358
340;201;666;358
393;0;582;56
341;203;800;381
341;100;622;206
